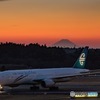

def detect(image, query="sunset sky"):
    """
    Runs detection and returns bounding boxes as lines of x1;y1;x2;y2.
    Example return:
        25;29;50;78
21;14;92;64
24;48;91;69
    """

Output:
0;0;100;48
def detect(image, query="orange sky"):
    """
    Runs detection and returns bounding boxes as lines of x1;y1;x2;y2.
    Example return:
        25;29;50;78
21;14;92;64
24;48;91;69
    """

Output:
0;0;100;48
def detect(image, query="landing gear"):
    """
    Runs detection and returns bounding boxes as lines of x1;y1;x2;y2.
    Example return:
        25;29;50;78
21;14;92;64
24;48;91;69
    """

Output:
30;86;39;91
0;85;4;91
49;86;59;91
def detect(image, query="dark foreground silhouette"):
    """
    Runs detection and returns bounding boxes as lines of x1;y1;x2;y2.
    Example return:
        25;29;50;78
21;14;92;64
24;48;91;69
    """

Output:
0;42;99;70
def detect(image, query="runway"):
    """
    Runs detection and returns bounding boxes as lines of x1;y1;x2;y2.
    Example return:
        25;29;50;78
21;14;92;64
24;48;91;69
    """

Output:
0;76;100;100
0;90;100;100
0;83;100;100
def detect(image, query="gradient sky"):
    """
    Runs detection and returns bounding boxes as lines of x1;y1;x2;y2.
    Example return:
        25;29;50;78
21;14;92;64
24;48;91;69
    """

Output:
0;0;100;48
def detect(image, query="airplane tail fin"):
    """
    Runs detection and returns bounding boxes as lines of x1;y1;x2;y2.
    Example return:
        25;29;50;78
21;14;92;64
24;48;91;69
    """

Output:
73;47;88;69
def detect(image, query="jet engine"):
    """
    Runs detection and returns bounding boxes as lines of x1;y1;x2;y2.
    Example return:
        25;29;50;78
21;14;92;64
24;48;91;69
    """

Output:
41;79;55;88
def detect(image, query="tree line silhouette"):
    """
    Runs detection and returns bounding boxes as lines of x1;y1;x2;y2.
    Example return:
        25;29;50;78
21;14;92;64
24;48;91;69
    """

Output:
0;42;99;70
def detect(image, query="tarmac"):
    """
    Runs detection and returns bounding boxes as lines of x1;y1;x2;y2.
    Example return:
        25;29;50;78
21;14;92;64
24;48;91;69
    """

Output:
0;75;100;100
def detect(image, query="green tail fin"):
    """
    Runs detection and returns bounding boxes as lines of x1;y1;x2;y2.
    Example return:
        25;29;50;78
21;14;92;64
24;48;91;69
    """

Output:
73;47;88;69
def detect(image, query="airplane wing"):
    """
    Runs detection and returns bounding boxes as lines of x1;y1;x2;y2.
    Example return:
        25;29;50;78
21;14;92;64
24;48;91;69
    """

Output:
80;69;100;76
52;70;100;83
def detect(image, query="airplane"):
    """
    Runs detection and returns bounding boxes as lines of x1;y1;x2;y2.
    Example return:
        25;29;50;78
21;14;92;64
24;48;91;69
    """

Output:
0;47;90;91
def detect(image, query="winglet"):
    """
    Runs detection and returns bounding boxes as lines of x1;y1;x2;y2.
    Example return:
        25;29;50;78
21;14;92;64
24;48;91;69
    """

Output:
73;46;88;69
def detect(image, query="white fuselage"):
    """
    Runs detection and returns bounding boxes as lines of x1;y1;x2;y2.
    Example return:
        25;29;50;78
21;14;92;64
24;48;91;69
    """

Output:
0;68;89;86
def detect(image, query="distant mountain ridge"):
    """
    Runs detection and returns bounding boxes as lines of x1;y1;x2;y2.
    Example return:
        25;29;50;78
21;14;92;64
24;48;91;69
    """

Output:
52;39;77;48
